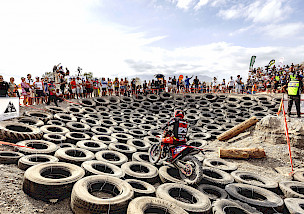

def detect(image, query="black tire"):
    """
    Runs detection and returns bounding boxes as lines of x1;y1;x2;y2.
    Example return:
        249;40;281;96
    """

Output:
79;98;96;107
66;122;90;132
46;119;65;127
109;143;137;159
293;169;304;182
160;92;173;100
65;132;91;144
84;113;102;120
18;154;59;170
200;167;234;187
91;134;118;145
0;151;24;164
100;119;118;128
76;140;107;153
143;135;161;144
128;129;147;139
0;122;43;142
225;183;284;212
159;165;185;184
156;183;211;214
187;139;207;149
71;175;133;214
95;150;128;166
127;196;188;214
125;179;155;198
82;106;98;114
23;162;85;201
121;161;159;184
109;125;128;134
203;158;238;172
54;147;95;165
66;106;84;114
212;199;263;214
148;143;162;164
147;94;160;102
179;155;203;185
15;116;44;127
138;124;156;131
40;125;70;135
17;140;58;155
108;96;121;104
132;94;146;102
127;139;150;152
91;126;112;135
232;171;278;190
98;111;112;119
81;160;124;178
111;133;133;144
94;97;110;106
132;152;150;163
54;113;77;123
279;181;304;198
284;198;304;214
197;184;228;201
80;117;101;127
23;111;53;122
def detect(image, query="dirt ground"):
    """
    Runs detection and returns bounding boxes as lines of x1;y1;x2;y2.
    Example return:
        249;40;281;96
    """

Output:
0;94;303;213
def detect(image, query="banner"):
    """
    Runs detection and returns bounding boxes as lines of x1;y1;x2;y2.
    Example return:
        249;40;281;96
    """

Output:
268;59;275;67
0;97;20;121
249;56;256;70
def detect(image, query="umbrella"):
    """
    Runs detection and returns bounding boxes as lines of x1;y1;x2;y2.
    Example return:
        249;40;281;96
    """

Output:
154;74;164;79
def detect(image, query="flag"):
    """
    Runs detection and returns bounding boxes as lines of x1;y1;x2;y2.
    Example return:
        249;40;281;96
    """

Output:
268;59;275;67
249;56;256;70
278;57;284;67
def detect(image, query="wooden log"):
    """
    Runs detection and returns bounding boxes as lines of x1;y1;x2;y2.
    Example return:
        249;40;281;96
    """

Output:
219;148;266;159
217;116;258;141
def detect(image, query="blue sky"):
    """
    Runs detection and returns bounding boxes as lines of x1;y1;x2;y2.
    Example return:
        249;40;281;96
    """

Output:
0;0;303;82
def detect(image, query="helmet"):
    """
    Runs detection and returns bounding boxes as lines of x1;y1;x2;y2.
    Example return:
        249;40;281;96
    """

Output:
174;110;184;119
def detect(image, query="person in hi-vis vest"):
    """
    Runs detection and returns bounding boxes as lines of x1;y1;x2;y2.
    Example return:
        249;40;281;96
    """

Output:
283;75;304;117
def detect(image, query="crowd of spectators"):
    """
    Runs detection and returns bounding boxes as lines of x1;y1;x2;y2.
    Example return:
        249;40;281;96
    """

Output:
0;63;303;106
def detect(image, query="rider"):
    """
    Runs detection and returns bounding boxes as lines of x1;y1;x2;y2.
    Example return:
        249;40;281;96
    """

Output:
162;110;188;160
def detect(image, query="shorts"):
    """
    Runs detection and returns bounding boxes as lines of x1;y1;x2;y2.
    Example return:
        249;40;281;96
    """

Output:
114;87;119;91
102;88;107;92
228;86;233;90
72;88;76;94
76;88;83;94
36;90;44;98
194;85;199;89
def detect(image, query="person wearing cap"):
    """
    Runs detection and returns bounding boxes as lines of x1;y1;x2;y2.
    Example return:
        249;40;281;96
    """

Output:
283;74;304;118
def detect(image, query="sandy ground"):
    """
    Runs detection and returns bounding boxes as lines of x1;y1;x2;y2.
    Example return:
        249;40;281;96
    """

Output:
0;94;303;213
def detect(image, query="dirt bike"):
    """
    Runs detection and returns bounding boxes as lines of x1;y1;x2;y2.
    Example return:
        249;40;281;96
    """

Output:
148;131;204;185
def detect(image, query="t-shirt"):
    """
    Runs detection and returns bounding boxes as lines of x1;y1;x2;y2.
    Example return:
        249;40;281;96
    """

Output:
193;79;199;85
228;80;234;87
0;81;9;97
76;80;83;89
172;78;177;85
48;83;56;95
70;80;76;89
25;78;34;88
101;80;108;89
34;81;43;90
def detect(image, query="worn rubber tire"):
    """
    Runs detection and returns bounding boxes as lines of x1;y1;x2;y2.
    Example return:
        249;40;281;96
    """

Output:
40;125;70;135
197;184;228;201
159;165;185;184
80;117;101;127
0;122;43;142
203;158;238;172
111;133;133;144
91;126;112;136
17;140;58;155
76;140;107;153
58;143;76;149
200;167;234;187
131;152;150;163
127;139;151;152
279;181;304;198
66;122;90;132
65;132;91;144
108;143;137;159
23;111;53;123
54;113;77;123
212;199;263;214
156;183;211;214
91;134;118;145
71;175;133;214
95;150;128;166
0;151;24;164
18;154;59;170
23;162;85;202
179;155;204;185
43;133;66;144
293;169;304;182
81;160;124;178
79;98;96;107
125;180;156;198
54;147;95;165
284;198;304;214
46;119;65;127
15;116;44;127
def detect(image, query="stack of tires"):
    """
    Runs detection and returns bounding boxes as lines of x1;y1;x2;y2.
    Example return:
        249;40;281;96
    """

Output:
0;93;298;214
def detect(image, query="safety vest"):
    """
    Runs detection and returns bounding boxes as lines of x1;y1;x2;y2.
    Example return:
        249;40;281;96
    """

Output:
288;80;300;96
290;74;296;80
275;76;280;81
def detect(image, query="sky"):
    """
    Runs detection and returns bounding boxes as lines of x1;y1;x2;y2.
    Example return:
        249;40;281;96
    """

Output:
0;0;304;83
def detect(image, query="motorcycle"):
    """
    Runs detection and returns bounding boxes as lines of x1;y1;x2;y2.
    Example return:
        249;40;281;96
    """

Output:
148;131;204;185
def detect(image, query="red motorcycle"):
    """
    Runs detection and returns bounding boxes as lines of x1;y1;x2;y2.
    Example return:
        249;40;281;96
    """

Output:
149;131;204;185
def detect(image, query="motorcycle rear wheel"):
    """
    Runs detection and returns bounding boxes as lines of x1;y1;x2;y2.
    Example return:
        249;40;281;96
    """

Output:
149;143;162;164
179;155;203;185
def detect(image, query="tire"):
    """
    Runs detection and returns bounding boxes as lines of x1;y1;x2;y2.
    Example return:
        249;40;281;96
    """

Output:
187;139;207;149
18;154;59;170
212;199;263;214
200;167;234;187
23;162;85;201
147;94;160;102
0;151;24;164
70;175;133;214
109;126;128;134
179;155;203;185
132;94;146;102
95;150;128;166
45;106;67;114
121;161;159;184
127;139;150;152
66;122;90;132
125;179;156;198
127;196;188;214
0;122;43;142
111;133;134;144
91;135;118;145
279;181;304;198
94;97;110;106
293;169;304;182
148;143;162;164
128;129;147;139
108;96;121;104
23;111;53;122
80;117;101;127
159;165;185;184
15;116;44;127
138;124;156;131
132;152;150;163
98;111;112;119
40;125;70;135
84;113;102;120
65;132;91;144
46;119;65;127
58;143;76;149
197;184;228;201
54;113;77;123
76;140;107;153
100;119;118;128
54;148;95;165
225;183;284;212
143;135;161;144
232;171;278;190
17;140;58;155
284;198;304;214
156;183;211;214
66;106;84;114
79;98;96;107
189;132;211;141
91;126;112;136
82;107;98;114
203;158;238;172
81;160;124;178
109;143;137;159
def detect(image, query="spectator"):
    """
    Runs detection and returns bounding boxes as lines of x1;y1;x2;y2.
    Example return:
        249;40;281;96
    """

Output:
21;77;30;105
70;77;77;99
235;75;241;94
101;77;108;96
193;76;199;93
8;77;19;97
76;77;83;98
34;76;44;104
172;76;177;93
0;75;10;97
184;75;193;93
47;80;58;107
25;74;34;105
108;78;113;96
113;78;119;96
55;89;64;102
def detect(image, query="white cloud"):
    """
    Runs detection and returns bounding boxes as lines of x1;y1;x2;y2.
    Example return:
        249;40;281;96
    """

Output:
170;0;196;10
261;22;304;39
194;0;209;10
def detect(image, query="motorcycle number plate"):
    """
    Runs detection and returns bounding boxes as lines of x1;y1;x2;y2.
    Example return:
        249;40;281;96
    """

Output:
173;145;187;155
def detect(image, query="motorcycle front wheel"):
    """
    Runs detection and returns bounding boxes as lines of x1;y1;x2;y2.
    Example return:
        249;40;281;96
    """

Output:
149;143;162;164
179;155;203;185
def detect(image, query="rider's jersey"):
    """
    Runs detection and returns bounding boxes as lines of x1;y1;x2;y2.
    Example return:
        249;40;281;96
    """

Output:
164;117;188;142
